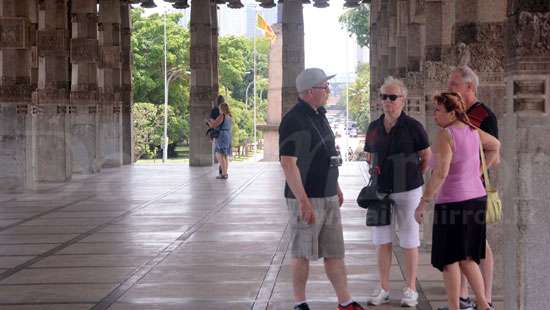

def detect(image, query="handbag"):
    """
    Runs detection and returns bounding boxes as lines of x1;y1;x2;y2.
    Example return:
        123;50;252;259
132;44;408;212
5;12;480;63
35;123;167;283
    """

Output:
479;133;502;224
357;166;394;226
205;115;225;139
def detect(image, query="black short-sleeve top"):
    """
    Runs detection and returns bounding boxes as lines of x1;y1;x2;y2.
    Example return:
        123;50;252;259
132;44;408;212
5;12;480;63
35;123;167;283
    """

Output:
279;99;339;199
363;112;430;193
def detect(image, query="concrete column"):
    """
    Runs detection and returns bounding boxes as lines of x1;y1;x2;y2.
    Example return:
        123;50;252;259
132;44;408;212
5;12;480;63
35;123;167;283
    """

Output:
281;0;304;115
503;2;550;309
404;0;426;126
387;0;397;77
120;0;133;165
0;0;34;191
189;0;213;166
211;2;219;101
33;0;71;183
453;0;507;290
421;0;453;246
371;0;389;119
258;23;282;161
369;0;380;119
70;0;100;174
422;0;454;144
98;0;123;168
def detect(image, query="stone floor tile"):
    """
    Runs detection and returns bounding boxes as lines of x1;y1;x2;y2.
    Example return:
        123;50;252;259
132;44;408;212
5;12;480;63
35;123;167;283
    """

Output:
98;224;190;233
20;218;111;226
39;211;127;218
0;219;21;227
119;282;261;303
0;244;59;255
32;255;153;268
0;284;116;303
0;304;93;310
0;234;78;244
0;256;35;268
114;216;199;226
0;225;98;234
108;301;252;310
0;267;136;284
186;231;284;242
161;251;273;266
141;265;269;283
58;242;170;255
80;232;182;243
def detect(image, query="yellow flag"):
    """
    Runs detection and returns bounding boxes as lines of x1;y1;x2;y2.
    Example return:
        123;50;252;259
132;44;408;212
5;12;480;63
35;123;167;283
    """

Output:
256;14;276;42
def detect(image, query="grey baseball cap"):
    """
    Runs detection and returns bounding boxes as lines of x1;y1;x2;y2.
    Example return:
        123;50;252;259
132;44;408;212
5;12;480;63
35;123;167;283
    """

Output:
296;68;336;93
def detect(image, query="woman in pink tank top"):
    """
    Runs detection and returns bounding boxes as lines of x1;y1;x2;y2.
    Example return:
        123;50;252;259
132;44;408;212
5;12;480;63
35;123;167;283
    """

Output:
414;92;500;310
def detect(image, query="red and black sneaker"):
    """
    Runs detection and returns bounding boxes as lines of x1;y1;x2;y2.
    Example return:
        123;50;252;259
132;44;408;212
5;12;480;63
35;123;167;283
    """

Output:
337;301;366;310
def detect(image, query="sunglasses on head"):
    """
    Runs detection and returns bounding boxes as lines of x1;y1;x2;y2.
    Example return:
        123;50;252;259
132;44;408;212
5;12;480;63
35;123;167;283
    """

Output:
380;94;402;101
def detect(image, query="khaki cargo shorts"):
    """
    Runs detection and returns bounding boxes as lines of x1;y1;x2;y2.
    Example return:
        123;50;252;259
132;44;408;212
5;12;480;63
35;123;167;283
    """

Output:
286;195;345;260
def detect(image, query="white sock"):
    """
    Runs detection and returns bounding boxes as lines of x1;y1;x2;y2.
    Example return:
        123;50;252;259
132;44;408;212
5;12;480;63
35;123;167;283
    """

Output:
339;299;354;307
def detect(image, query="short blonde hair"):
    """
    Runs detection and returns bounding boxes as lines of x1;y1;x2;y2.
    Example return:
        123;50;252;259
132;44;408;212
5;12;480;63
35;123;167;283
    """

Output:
379;76;408;98
452;65;479;90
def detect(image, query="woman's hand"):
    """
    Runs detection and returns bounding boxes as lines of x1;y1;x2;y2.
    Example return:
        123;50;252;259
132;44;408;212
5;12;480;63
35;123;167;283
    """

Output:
415;200;429;224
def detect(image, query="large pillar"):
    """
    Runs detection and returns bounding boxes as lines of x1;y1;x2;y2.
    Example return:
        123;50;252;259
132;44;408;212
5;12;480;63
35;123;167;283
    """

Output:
403;0;426;126
189;0;214;166
98;0;123;168
453;0;507;290
70;0;100;174
422;0;454;144
120;0;133;165
281;0;304;115
503;2;550;309
211;2;219;101
0;0;34;191
258;23;283;161
369;0;381;119
33;0;71;183
371;0;389;119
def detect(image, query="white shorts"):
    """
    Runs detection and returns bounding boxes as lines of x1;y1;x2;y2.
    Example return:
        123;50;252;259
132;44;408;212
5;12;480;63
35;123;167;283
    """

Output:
371;186;422;249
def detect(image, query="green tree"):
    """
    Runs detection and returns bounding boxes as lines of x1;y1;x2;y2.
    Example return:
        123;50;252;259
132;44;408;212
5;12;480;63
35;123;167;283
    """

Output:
131;9;190;147
131;9;270;159
339;5;371;47
133;102;181;160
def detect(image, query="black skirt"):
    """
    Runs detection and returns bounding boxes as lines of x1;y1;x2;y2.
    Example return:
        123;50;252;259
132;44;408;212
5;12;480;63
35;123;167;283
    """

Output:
431;196;487;272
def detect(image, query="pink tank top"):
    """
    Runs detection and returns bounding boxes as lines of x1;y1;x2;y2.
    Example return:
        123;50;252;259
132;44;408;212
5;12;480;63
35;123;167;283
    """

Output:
436;126;486;204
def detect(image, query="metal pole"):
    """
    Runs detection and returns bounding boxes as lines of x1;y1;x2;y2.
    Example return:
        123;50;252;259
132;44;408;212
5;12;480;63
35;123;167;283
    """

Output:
344;37;349;162
253;9;257;154
163;11;168;163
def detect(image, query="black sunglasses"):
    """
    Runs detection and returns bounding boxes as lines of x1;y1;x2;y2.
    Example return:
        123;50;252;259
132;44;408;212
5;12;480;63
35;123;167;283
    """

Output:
380;94;402;101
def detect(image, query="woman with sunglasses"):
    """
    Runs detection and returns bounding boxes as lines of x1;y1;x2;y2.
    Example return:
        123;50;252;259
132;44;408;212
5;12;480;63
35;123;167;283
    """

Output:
363;77;432;307
414;92;500;310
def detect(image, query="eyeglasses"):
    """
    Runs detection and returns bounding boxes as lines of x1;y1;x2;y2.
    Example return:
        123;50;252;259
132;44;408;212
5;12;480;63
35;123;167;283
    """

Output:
312;85;330;91
380;94;402;101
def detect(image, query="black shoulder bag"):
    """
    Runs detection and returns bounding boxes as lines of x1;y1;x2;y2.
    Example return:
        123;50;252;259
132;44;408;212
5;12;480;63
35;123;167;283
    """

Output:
356;162;394;226
206;114;225;139
357;126;396;226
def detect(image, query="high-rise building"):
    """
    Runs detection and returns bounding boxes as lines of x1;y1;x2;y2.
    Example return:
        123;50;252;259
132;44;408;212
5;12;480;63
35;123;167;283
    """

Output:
218;1;277;38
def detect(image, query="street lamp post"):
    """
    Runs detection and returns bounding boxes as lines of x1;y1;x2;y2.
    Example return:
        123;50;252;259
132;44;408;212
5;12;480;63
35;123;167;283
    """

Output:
163;11;168;163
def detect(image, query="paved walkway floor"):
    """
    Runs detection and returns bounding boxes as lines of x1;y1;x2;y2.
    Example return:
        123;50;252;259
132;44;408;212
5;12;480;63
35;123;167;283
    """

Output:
0;162;502;309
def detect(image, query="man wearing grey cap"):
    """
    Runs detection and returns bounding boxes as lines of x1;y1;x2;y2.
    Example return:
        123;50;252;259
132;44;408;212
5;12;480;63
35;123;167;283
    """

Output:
279;68;365;310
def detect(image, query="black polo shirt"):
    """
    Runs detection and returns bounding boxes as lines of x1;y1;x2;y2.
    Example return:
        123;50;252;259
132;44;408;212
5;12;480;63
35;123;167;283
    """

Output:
466;101;498;138
363;112;430;193
279;99;339;199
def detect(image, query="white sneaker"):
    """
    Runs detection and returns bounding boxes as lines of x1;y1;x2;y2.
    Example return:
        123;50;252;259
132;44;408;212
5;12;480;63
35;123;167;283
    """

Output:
366;288;390;306
400;287;418;307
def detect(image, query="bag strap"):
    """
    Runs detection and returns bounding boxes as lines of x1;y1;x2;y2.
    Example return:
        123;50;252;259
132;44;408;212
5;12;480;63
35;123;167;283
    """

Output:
478;130;493;191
